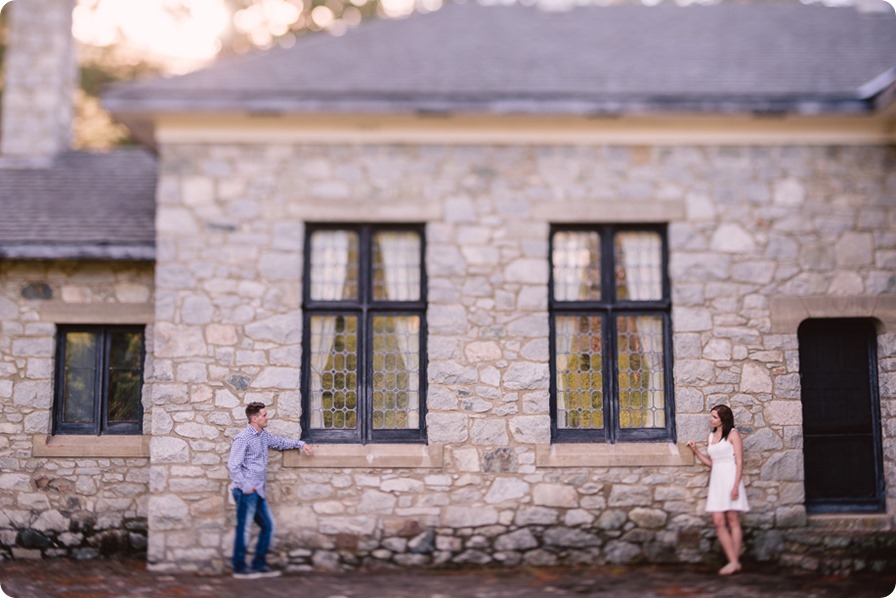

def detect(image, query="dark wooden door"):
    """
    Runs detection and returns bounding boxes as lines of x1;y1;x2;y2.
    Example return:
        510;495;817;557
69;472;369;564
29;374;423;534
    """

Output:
798;318;884;513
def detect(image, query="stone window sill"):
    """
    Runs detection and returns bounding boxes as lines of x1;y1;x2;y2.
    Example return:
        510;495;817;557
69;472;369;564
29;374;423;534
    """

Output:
32;434;149;458
807;513;893;532
536;442;694;467
283;444;444;469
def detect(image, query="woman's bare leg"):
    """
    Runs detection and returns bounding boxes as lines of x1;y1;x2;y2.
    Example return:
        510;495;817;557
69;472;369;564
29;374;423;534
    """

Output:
711;511;738;573
725;511;743;568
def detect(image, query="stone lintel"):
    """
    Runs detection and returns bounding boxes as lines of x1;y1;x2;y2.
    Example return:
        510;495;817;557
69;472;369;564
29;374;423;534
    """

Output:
289;202;441;222
536;442;694;467
283;444;444;469
769;295;896;333
38;301;154;324
535;200;685;223
32;434;150;458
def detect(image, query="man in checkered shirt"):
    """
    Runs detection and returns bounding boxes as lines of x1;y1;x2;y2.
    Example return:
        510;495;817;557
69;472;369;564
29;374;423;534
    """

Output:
227;401;314;579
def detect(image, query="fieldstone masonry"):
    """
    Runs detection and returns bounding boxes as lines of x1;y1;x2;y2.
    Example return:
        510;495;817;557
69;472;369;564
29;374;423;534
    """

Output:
146;142;894;573
0;261;154;559
1;143;894;574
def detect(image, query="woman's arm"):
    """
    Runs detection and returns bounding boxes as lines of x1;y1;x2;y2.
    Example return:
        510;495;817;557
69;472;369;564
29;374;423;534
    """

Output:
686;440;712;468
729;428;744;500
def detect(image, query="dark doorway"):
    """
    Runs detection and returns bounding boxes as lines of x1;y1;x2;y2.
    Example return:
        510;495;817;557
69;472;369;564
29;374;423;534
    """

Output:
798;318;884;513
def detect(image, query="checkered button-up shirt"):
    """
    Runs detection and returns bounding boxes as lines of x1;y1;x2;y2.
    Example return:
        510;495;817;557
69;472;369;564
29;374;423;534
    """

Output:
227;425;305;499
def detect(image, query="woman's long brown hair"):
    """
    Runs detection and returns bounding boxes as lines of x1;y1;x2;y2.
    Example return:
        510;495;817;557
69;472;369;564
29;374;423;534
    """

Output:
711;404;735;441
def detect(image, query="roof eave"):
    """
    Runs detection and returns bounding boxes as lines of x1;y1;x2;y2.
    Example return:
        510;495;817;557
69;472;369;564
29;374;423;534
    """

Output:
0;244;156;261
105;94;879;118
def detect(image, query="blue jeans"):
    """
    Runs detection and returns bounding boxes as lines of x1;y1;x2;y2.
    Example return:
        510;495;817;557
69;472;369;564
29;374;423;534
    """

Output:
231;488;275;572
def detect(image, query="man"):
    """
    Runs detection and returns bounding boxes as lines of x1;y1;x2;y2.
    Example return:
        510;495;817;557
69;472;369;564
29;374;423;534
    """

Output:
227;401;314;579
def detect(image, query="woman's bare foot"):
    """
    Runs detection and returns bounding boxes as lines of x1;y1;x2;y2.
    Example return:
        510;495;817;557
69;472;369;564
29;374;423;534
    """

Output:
718;562;741;576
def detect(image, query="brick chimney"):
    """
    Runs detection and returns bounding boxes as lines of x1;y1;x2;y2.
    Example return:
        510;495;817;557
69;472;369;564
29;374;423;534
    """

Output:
1;0;77;162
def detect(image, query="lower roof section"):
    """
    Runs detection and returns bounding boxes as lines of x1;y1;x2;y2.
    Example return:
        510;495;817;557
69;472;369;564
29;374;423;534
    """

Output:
0;149;157;261
0;243;155;261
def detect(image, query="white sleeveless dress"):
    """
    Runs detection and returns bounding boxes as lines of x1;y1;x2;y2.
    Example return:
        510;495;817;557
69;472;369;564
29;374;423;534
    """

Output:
705;432;750;513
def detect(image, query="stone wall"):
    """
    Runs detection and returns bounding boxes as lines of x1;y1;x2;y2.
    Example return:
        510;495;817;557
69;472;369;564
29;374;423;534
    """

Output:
144;142;895;574
0;260;154;559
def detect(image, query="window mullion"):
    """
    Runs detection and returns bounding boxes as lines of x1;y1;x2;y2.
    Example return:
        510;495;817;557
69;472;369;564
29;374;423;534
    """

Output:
96;328;108;436
602;229;617;443
360;226;372;443
605;309;617;443
360;306;372;444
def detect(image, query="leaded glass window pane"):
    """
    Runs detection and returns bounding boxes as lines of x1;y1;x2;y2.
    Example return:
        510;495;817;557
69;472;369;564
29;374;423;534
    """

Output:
63;332;97;424
616;315;666;429
373;232;421;301
550;224;671;443
614;231;662;301
553;231;601;301
555;315;604;430
304;224;427;443
372;316;420;429
309;230;359;301
309;315;358;430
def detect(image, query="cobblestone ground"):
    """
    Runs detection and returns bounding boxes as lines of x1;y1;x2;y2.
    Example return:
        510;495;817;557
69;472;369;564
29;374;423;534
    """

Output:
1;559;895;598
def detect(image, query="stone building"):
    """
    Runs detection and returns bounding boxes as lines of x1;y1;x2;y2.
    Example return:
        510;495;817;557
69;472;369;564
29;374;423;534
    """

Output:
1;0;895;574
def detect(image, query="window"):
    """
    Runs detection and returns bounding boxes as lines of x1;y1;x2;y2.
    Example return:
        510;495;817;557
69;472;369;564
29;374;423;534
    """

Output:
302;224;427;444
53;325;145;435
549;224;674;442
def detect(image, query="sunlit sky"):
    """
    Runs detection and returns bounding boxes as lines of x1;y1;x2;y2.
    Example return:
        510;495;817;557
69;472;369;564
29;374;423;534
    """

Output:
0;0;894;72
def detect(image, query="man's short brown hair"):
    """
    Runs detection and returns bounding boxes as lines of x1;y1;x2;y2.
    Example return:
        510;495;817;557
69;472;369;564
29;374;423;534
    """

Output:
245;402;266;421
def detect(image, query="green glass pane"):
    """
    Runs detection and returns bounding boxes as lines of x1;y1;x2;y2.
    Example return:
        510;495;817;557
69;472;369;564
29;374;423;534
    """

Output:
371;315;420;429
309;315;358;429
63;369;95;423
555;315;604;429
65;332;97;369
63;332;97;423
109;331;142;368
616;315;666;429
108;370;140;422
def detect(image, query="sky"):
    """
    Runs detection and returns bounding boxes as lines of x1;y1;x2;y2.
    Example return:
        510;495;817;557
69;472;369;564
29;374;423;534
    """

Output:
0;0;894;72
3;0;441;71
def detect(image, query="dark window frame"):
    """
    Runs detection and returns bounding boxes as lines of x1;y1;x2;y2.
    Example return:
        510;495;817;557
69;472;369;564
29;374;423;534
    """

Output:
549;223;675;443
301;223;428;444
53;324;145;436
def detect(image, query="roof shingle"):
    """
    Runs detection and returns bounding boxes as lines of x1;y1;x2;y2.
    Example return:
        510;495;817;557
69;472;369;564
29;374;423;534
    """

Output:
104;3;896;116
0;149;157;260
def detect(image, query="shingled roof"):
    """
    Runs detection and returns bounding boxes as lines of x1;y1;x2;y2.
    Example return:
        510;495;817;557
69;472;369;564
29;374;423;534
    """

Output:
0;149;157;260
104;2;896;117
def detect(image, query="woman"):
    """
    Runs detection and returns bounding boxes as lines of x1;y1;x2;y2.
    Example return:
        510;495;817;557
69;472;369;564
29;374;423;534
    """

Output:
686;404;749;575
